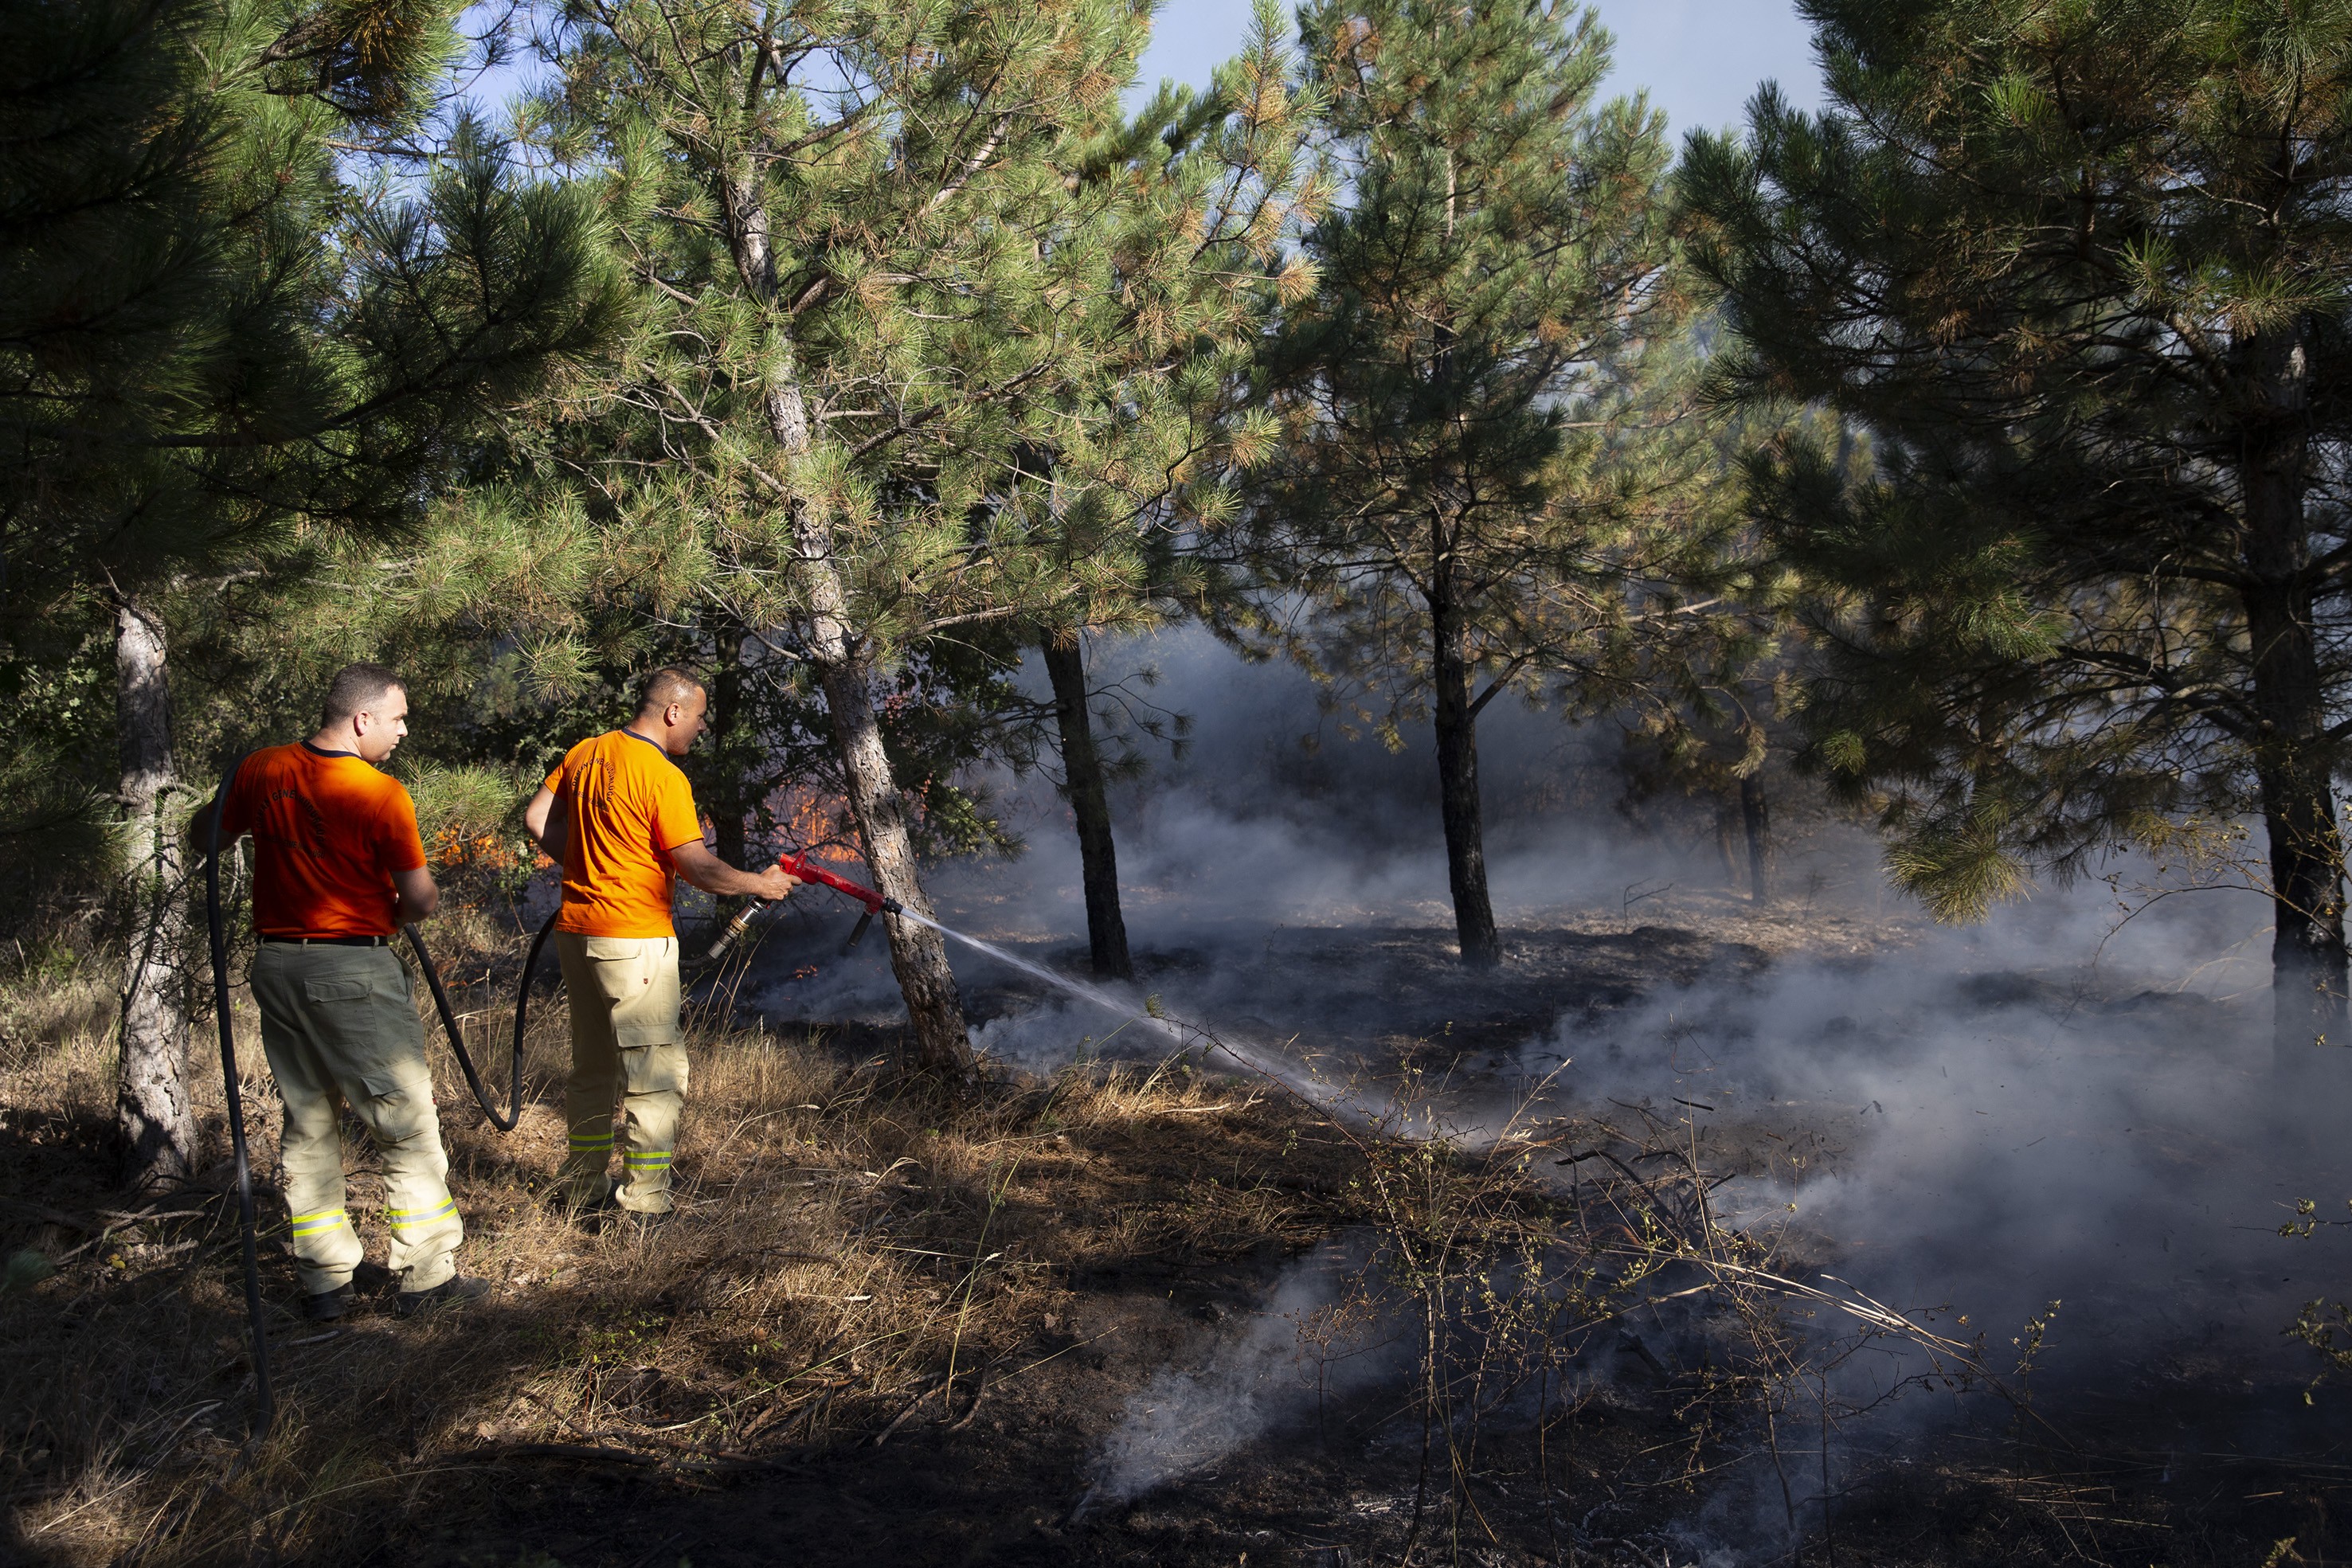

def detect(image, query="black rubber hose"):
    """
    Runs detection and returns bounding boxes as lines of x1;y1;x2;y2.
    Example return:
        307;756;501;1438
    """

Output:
405;925;521;1132
203;753;273;1442
509;910;561;1092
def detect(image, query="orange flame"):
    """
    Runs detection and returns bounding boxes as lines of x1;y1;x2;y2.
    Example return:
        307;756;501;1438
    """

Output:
430;826;524;875
768;785;867;870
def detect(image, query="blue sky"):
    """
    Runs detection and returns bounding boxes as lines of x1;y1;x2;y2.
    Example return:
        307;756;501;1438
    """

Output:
460;2;1826;137
1138;0;1825;134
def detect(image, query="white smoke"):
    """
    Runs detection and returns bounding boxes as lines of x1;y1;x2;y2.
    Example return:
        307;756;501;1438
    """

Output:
925;622;1753;944
736;622;2352;1541
1520;878;2345;1390
1080;1238;1401;1515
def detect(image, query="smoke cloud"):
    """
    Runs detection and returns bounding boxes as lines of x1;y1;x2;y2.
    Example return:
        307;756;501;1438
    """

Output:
1079;1238;1400;1515
734;624;2352;1532
1521;875;2343;1386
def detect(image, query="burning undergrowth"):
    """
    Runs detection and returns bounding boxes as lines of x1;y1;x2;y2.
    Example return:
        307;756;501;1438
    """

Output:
726;712;2352;1562
1523;897;2348;1402
10;873;2351;1563
1027;909;2352;1562
1053;1026;2125;1566
16;618;2347;1563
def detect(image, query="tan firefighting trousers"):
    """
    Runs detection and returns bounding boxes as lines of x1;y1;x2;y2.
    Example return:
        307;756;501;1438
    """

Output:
554;933;687;1214
249;944;463;1294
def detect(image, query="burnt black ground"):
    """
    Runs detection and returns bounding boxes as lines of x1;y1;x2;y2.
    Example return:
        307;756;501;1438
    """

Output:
392;916;2352;1568
13;909;2350;1567
402;1311;2352;1568
745;905;1776;1070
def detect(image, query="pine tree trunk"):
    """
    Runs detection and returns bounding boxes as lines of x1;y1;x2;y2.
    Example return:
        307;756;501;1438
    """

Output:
1041;632;1133;980
2237;324;2347;1071
113;596;194;1190
806;570;972;1074
723;170;971;1075
1429;596;1501;969
1740;772;1771;905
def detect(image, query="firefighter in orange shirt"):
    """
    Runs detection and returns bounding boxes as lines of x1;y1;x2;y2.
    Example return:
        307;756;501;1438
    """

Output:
201;663;486;1319
522;667;796;1222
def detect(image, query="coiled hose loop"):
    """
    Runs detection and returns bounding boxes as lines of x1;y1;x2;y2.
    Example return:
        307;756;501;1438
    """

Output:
405;925;522;1131
508;910;562;1097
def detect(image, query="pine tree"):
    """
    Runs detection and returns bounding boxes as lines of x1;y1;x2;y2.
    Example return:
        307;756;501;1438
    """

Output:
1606;389;1846;907
2;0;620;1186
522;0;1313;1067
1681;0;2352;1065
1235;0;1691;968
1013;21;1322;980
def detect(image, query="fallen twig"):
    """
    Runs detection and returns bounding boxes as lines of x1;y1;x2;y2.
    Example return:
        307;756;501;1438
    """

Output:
944;1364;989;1431
871;1378;945;1446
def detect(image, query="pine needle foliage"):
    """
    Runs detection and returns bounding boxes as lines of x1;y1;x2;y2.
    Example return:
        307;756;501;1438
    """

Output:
1;0;620;614
502;0;1321;1070
994;3;1328;981
1681;0;2352;1058
1228;0;1730;969
1;0;624;1184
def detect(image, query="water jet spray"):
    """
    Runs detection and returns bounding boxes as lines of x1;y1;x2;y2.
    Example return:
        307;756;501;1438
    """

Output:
705;852;1353;1105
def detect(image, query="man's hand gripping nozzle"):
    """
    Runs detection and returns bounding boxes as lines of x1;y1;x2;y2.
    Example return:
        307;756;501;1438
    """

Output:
704;850;902;961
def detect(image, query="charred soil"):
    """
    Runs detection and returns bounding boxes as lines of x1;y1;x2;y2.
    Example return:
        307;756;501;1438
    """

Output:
2;908;2348;1566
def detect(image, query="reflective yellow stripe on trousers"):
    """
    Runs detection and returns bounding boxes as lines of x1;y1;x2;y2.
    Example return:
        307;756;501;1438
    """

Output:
385;1197;458;1232
289;1206;350;1239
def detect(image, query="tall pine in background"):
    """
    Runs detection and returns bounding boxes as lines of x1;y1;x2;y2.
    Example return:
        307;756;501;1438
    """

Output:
1684;0;2352;1066
2;0;620;1187
523;0;1312;1064
1238;0;1689;968
1017;14;1321;980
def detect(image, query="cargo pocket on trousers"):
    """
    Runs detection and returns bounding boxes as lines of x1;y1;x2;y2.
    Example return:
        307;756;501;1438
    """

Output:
581;947;647;1007
620;1044;687;1097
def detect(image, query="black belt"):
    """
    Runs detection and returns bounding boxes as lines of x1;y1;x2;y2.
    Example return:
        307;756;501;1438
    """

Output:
260;934;390;948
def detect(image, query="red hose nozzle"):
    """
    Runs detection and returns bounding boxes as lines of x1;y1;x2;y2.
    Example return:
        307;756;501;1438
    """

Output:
773;851;897;915
705;850;898;961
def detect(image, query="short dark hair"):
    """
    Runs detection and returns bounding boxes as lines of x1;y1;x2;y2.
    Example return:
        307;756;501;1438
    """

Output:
636;666;706;713
322;663;405;726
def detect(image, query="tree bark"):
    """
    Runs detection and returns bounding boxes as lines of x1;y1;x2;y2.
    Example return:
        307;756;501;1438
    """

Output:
114;596;195;1190
724;169;972;1075
1740;772;1771;905
1429;596;1501;969
2237;324;2347;1070
1041;631;1133;980
806;582;972;1074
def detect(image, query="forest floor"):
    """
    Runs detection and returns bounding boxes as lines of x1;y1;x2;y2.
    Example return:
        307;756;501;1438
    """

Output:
2;893;2349;1567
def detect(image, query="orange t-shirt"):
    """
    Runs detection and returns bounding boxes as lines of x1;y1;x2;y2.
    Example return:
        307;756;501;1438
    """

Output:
219;743;428;939
544;729;704;938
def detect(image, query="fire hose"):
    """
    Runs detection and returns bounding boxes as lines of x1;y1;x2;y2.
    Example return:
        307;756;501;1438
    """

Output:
409;924;522;1133
705;850;901;961
202;754;525;1437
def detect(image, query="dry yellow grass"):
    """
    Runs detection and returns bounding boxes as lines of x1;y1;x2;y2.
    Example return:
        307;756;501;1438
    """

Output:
0;935;1372;1566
